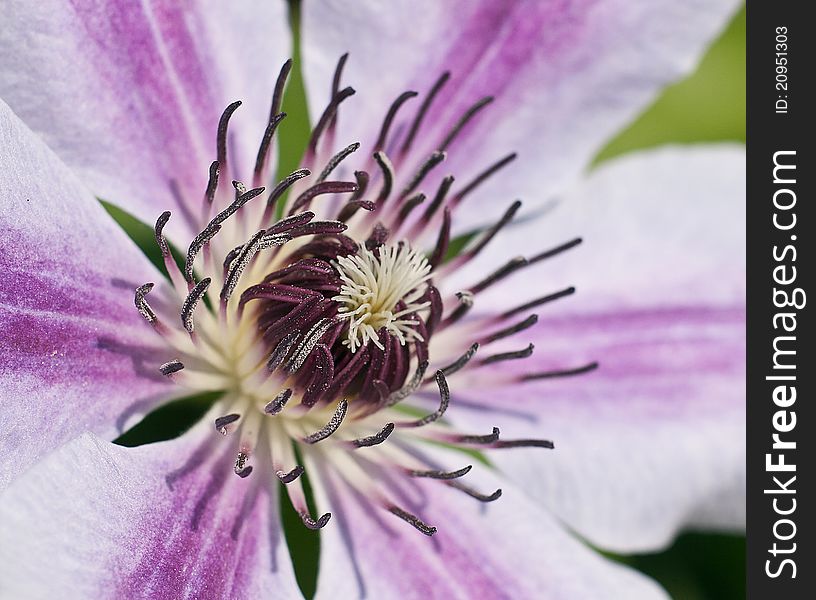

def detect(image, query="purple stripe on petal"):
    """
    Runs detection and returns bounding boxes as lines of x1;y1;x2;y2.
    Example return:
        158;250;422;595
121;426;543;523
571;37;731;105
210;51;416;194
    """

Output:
0;101;176;489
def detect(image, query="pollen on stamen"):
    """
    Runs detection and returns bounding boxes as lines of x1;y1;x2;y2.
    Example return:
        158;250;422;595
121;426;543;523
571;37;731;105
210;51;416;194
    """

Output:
332;243;432;352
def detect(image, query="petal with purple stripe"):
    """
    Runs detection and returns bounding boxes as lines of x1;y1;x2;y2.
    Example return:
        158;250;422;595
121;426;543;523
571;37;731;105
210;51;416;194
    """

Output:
0;0;290;241
0;427;301;599
301;0;741;232
307;447;667;599
0;100;176;489
433;146;745;552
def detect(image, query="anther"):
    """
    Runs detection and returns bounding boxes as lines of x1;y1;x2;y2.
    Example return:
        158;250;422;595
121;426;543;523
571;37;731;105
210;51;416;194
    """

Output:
303;400;349;444
234;452;253;478
419;175;455;225
159;360;184;376
376;90;418;150
289;181;358;215
214;413;241;435
400;150;446;199
451;153;517;207
269;58;293;122
396;192;426;223
180;277;211;333
409;465;472;480
501;287;575;319
134;283;157;323
264;388;293;415
470;256;528;294
205;161;220;205
480;343;534;365
254;112;287;180
217;101;242;171
523;362;599;380
308;86;356;154
438;96;494;151
373;151;395;204
220;230;266;303
529;237;583;264
446;481;502;502
481;314;538;345
388;506;436;536
429;208;451;269
316;142;361;183
154;212;172;257
266;169;311;209
493;438;555;449
439;343;479;377
184;223;221;283
386;360;429;406
454;427;501;445
350;422;395;448
456;200;522;263
399;371;448;427
400;71;450;155
300;511;332;530
276;465;305;483
267;332;299;372
286;319;333;373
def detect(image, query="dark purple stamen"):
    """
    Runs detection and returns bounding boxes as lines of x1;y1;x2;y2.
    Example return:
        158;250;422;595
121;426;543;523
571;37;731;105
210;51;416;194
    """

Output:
429;208;451;269
234;452;253;478
154;211;172;257
480;343;534;365
400;71;450;155
523;362;599;380
439;343;479;377
300;510;332;530
409;465;472;480
351;422;395;448
376;90;418;150
134;283;156;323
317;142;361;183
309;86;356;155
438;96;493;151
451;152;517;208
303;400;349;444
159;360;184;376
181;277;211;333
205;161;220;205
481;314;538;345
493;438;555;449
269;58;293;123
388;506;436;536
373;151;395;204
400;150;446;199
289;180;358;215
254;112;287;180
453;427;501;445
398;371;448;428
264;389;293;415
447;480;502;502
501;286;575;319
276;465;305;483
214;413;241;434
217;101;242;172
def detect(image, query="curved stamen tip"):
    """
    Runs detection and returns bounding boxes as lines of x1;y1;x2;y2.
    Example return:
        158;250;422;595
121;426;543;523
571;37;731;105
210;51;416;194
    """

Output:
409;465;472;480
388;506;436;536
456;426;500;445
303;399;349;444
300;511;332;530
264;388;293;415
214;413;241;435
494;438;555;450
159;360;184;376
234;452;253;478
276;465;305;483
448;481;502;502
351;422;395;448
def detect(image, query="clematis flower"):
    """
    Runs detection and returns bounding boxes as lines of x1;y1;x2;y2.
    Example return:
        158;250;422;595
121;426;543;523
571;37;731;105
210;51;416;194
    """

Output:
0;1;744;598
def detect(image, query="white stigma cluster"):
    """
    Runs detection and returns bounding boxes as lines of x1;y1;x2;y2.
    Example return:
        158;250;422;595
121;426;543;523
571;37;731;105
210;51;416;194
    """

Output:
333;243;432;352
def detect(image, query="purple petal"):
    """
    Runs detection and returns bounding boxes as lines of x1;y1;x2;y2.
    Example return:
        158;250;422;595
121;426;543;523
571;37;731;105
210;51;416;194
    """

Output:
0;0;290;241
433;147;745;551
0;427;300;599
301;0;741;232
308;447;667;599
0;101;176;489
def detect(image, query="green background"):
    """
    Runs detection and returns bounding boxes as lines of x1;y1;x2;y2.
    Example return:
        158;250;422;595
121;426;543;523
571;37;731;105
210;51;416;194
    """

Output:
111;3;747;598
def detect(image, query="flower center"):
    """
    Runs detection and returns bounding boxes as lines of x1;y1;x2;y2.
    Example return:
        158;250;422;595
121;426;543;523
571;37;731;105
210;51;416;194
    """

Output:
333;244;431;352
132;55;589;537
